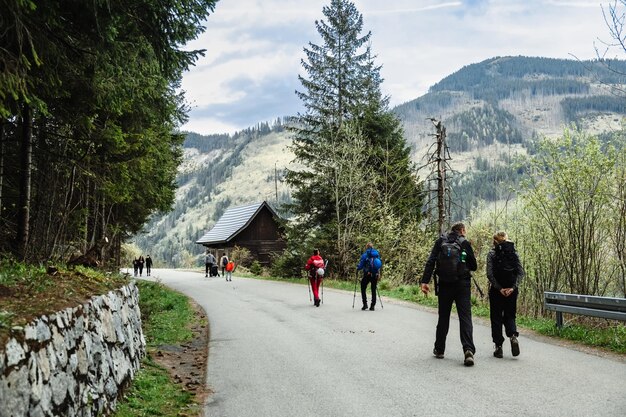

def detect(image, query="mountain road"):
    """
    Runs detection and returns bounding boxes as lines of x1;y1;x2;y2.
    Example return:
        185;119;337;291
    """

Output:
145;269;626;417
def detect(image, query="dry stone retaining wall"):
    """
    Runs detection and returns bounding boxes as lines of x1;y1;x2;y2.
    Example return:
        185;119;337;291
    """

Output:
0;282;145;417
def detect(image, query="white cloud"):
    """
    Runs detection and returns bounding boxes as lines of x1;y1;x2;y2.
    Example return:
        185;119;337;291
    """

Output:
180;0;619;134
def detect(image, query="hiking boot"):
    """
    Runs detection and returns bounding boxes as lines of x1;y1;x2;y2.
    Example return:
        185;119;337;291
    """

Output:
464;350;474;367
510;336;520;357
361;304;368;310
369;305;375;311
493;345;503;358
433;348;444;359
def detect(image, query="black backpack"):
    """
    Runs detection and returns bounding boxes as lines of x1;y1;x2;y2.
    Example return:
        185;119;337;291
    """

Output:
436;234;466;283
493;242;518;287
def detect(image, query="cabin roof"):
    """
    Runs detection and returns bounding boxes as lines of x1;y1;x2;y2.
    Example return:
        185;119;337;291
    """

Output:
195;201;279;245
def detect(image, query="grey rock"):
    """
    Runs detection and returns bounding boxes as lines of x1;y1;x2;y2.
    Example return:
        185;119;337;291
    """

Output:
113;314;125;345
28;354;44;405
51;327;67;368
104;377;117;399
24;319;52;343
77;341;89;376
120;303;130;325
101;309;116;343
0;365;29;417
5;338;26;367
67;374;77;403
74;315;85;336
50;371;68;406
69;352;78;374
37;349;51;382
46;344;58;376
110;347;129;385
38;382;52;414
28;404;46;417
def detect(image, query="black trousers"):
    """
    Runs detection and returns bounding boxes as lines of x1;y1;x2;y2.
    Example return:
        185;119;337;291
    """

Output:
489;287;519;346
205;262;213;275
435;280;475;354
361;274;377;306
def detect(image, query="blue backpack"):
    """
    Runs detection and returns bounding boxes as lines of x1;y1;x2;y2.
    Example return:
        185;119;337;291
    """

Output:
364;255;382;277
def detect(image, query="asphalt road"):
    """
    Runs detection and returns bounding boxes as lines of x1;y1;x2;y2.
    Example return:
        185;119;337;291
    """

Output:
146;269;626;417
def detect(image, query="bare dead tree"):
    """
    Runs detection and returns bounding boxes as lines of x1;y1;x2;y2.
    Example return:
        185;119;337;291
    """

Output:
422;118;453;234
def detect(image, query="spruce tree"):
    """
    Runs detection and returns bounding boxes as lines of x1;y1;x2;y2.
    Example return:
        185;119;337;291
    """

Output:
286;0;424;277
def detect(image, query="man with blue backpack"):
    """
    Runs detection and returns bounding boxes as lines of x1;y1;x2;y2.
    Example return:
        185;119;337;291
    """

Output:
357;242;382;311
420;222;478;366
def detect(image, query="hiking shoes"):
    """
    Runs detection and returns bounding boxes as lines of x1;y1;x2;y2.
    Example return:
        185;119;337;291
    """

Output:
433;348;444;359
510;336;520;357
464;350;475;367
369;305;375;311
361;304;368;310
493;345;503;358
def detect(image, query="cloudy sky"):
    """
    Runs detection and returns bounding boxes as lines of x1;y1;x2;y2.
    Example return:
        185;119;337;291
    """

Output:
180;0;622;135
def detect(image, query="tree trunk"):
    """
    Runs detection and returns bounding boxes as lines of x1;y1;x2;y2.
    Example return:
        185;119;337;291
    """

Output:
16;104;32;260
0;119;5;220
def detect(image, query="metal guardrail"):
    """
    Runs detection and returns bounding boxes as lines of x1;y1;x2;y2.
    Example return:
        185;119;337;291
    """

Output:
544;291;626;328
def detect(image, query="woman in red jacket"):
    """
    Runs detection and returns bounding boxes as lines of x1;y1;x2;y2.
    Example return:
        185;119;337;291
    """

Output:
305;249;325;307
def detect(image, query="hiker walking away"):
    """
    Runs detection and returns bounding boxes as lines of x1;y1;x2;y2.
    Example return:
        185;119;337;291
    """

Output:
145;255;153;277
421;222;478;366
305;249;325;307
133;258;139;277
487;231;525;358
220;253;229;277
138;255;145;277
225;259;235;282
357;243;382;311
205;251;216;278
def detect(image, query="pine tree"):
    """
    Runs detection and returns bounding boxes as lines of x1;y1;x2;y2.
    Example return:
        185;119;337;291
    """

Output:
285;0;424;277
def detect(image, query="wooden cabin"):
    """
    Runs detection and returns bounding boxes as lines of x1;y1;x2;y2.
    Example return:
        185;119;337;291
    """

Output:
195;201;286;265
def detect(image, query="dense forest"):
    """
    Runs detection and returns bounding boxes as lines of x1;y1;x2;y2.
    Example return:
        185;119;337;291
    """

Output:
0;0;217;265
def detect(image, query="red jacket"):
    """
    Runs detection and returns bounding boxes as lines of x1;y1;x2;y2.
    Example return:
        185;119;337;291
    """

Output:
305;255;324;271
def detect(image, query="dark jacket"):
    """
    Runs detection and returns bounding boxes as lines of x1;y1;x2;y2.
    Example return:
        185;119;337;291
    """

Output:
486;241;525;290
421;232;477;284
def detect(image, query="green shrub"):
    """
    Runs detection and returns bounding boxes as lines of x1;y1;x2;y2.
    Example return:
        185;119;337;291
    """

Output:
249;260;263;276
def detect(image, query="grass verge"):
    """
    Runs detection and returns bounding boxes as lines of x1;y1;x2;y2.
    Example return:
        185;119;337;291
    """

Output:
114;280;199;417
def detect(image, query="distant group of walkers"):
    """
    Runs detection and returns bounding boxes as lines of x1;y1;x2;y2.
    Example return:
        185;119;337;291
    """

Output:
133;255;153;277
306;221;524;367
205;250;235;281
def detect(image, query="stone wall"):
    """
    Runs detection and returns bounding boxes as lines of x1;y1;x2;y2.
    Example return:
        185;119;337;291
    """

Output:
0;282;145;417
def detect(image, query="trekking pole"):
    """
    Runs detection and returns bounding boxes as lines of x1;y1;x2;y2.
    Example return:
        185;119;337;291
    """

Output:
352;270;359;308
306;271;312;302
377;269;384;310
322;260;328;305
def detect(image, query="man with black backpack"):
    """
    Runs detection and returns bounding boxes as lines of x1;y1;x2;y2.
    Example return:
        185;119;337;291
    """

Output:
357;242;382;311
486;231;525;358
420;222;478;366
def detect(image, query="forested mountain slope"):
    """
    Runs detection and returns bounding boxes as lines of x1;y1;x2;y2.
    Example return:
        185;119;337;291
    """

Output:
133;123;294;266
394;56;626;218
134;56;626;265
